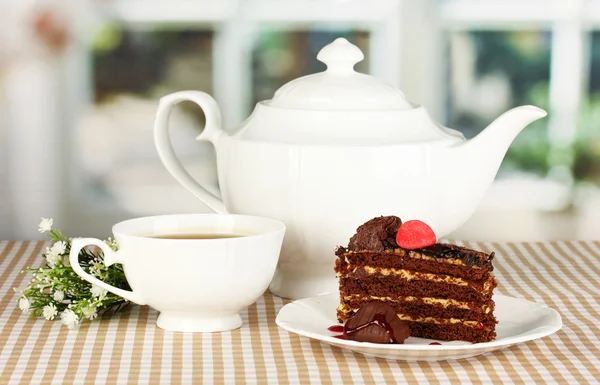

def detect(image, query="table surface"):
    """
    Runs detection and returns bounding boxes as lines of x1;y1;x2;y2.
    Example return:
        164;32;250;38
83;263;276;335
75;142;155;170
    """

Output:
0;240;599;384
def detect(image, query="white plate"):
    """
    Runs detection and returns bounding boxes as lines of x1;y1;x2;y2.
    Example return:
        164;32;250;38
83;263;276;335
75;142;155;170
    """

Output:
276;293;561;361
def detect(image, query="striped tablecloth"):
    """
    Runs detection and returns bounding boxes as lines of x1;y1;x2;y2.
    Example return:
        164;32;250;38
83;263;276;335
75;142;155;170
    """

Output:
0;240;599;384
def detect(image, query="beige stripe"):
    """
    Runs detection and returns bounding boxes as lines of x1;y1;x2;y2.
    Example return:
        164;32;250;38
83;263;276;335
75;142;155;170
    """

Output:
486;242;573;383
394;362;419;383
432;362;457;384
171;331;184;383
496;242;591;381
229;329;246;384
0;242;32;325
0;241;15;265
262;293;292;384
457;359;485;385
534;241;600;298
527;243;600;375
150;324;165;383
327;344;354;384
279;312;312;383
212;330;224;383
505;346;541;383
493;242;584;381
495;349;527;384
522;242;600;333
554;241;600;296
563;241;600;277
523;342;570;381
39;322;70;384
19;319;55;383
246;301;267;382
0;242;44;380
280;292;332;384
104;310;132;383
0;241;27;297
436;361;462;384
584;241;600;264
375;358;403;384
192;333;203;383
126;305;150;383
486;244;568;383
418;362;442;385
308;340;333;385
82;317;112;383
61;322;94;383
351;353;376;384
534;242;600;317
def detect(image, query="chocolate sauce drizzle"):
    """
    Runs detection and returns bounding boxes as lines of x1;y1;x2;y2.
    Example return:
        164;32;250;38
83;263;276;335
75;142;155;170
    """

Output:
417;243;495;270
344;313;398;343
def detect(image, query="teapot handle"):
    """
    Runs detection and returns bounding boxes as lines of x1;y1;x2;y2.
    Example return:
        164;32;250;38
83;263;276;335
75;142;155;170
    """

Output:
154;91;227;213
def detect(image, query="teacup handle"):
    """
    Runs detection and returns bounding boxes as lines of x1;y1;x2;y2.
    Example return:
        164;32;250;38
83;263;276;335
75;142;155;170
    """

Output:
154;90;227;214
69;238;146;305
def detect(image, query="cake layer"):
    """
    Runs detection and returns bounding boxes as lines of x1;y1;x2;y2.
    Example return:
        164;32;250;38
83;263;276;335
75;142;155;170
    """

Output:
336;250;491;281
339;266;496;294
339;276;496;303
337;297;495;323
337;308;496;328
407;321;496;343
341;295;494;313
338;243;494;269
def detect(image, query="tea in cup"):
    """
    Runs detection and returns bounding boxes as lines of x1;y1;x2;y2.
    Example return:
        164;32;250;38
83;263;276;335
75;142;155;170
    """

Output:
69;214;285;332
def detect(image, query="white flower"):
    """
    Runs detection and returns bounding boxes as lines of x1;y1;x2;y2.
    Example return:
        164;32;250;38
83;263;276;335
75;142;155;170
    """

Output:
60;309;80;329
38;218;54;233
105;237;118;252
45;241;66;266
50;241;66;256
82;306;98;320
43;303;58;320
90;285;107;300
53;291;65;302
19;297;30;312
45;248;61;267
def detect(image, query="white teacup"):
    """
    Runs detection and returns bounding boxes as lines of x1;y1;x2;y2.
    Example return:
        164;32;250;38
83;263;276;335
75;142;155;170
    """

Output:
69;214;285;332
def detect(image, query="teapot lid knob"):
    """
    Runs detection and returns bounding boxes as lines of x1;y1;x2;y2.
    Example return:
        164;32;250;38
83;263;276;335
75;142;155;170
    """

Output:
317;38;364;75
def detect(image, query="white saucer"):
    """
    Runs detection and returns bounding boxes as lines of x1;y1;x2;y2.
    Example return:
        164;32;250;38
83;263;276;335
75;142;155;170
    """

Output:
276;293;561;361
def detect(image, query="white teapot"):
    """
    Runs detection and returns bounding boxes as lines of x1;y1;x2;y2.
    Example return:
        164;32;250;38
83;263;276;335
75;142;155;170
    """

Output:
153;38;546;299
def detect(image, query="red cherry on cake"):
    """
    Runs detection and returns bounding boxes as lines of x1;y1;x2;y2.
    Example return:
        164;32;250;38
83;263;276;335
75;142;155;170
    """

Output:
395;220;436;249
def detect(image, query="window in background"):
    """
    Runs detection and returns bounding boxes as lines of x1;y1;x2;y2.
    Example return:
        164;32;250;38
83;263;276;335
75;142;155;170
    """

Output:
251;30;369;108
575;31;600;186
74;26;373;218
445;31;552;178
76;26;218;216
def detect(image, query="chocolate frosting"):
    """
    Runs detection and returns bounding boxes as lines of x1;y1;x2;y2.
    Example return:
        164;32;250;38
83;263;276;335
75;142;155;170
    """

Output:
419;243;495;270
344;301;410;344
348;216;402;252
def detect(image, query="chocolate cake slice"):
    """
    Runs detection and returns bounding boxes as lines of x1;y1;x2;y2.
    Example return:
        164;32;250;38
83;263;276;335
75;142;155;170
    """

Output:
334;216;498;343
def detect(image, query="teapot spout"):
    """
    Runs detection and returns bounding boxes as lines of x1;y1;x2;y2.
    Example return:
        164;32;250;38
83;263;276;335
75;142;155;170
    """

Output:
440;106;547;228
455;105;547;177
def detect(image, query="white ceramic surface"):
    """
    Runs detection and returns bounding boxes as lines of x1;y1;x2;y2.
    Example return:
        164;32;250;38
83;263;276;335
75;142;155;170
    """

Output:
69;214;285;332
276;293;562;361
153;38;547;300
268;37;413;111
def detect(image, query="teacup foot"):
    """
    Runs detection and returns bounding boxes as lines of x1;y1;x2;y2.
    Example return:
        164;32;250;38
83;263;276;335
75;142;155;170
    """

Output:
156;312;243;332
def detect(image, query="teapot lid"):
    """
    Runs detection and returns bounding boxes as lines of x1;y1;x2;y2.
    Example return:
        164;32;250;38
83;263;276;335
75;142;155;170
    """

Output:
267;38;413;111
